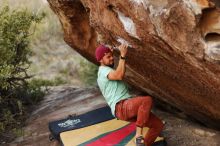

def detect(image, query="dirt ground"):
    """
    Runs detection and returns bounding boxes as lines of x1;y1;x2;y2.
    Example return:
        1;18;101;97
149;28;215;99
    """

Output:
4;86;220;146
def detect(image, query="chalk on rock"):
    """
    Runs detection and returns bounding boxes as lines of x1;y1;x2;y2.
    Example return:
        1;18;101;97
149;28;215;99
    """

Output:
117;37;133;48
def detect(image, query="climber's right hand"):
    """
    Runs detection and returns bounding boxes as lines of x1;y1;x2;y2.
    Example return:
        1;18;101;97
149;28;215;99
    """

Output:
118;44;128;57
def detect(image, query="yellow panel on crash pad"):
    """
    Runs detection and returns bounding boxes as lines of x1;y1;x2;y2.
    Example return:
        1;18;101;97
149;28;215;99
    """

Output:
60;118;164;146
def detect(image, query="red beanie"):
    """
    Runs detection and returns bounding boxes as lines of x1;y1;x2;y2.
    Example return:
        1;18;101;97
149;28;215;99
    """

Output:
95;45;111;61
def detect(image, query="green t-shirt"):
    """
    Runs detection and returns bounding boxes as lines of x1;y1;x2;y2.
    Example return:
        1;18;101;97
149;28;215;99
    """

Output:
97;66;131;116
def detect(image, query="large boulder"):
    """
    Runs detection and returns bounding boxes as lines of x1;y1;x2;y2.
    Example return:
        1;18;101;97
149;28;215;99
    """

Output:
47;0;220;129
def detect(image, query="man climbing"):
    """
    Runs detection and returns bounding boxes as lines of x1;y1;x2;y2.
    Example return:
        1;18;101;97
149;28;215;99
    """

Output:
96;44;164;146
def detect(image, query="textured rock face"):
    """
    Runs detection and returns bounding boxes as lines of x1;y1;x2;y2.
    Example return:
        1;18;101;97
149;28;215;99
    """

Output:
47;0;220;129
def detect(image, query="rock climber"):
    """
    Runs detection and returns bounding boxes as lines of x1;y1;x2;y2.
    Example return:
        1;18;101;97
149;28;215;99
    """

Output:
96;44;164;146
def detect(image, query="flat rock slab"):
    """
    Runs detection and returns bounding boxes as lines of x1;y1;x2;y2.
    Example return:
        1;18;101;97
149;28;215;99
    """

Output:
5;86;220;146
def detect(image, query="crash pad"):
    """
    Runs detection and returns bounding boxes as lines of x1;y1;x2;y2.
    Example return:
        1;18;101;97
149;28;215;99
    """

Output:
48;106;166;146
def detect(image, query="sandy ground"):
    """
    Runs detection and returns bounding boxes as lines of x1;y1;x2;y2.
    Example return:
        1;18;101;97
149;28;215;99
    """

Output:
5;86;220;146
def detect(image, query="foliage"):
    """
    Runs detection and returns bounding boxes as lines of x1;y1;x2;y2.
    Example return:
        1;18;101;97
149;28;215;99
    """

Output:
29;77;67;90
0;1;98;143
78;59;98;86
0;6;45;89
0;5;45;139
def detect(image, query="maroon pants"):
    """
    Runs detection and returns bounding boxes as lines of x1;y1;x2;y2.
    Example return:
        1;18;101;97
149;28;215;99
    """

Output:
115;96;164;146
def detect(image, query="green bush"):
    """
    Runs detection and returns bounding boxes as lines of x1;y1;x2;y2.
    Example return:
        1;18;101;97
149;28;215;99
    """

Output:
0;6;45;89
0;5;45;140
78;59;98;86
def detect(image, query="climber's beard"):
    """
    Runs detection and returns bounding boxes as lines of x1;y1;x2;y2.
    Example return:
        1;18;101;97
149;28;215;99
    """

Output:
107;62;114;68
106;59;114;68
101;55;114;68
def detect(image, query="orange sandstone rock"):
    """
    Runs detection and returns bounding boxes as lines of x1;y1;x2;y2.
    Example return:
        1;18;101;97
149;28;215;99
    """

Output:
47;0;220;129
